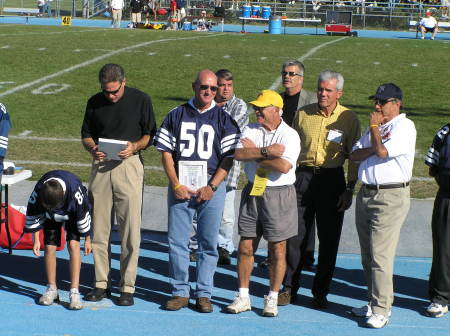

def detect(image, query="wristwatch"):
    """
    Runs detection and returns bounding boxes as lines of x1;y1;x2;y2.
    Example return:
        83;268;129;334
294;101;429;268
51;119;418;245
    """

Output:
208;183;218;192
260;147;269;158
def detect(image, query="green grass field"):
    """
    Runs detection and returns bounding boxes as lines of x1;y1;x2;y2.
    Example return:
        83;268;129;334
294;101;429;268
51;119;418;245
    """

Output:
0;24;449;197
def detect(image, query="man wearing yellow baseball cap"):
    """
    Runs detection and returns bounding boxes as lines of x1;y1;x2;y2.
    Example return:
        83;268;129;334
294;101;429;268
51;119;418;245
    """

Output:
225;90;300;317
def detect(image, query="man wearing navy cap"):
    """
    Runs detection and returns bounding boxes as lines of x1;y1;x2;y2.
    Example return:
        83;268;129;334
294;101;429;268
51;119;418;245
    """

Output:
350;83;416;328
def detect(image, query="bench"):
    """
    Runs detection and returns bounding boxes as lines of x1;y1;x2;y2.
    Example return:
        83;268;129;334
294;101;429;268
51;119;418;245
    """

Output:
239;17;321;35
409;20;450;38
2;7;40;15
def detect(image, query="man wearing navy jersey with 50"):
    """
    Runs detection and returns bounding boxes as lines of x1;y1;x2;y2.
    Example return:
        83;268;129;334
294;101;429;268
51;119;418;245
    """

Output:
153;69;240;313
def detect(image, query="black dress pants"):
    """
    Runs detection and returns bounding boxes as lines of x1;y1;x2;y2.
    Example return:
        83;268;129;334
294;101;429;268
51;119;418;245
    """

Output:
283;166;346;298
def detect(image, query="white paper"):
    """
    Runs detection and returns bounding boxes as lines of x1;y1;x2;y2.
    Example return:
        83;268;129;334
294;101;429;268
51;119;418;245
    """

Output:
98;138;128;161
178;161;207;191
327;129;343;144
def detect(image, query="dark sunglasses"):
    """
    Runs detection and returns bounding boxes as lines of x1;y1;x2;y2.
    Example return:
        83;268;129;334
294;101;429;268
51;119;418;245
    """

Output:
102;82;123;95
281;71;302;77
199;85;218;92
374;98;396;106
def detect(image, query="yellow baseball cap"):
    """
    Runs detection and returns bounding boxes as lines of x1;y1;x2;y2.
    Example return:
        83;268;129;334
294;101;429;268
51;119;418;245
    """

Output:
250;90;284;109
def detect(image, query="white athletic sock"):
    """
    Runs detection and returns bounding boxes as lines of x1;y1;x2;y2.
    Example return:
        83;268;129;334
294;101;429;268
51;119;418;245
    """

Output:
70;288;80;294
238;288;250;298
268;291;278;299
48;284;57;290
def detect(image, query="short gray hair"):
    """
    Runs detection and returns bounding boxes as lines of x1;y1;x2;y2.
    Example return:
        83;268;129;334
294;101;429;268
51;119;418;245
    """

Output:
318;70;344;91
281;60;305;76
99;64;125;84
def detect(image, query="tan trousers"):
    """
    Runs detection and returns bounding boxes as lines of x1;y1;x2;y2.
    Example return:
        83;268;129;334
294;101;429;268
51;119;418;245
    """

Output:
355;185;410;316
89;155;143;293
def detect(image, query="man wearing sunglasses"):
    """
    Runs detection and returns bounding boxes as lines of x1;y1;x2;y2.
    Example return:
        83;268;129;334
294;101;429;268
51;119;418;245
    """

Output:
279;70;360;309
81;63;157;306
272;60;318;276
153;69;240;313
280;60;317;127
350;83;416;328
189;69;249;266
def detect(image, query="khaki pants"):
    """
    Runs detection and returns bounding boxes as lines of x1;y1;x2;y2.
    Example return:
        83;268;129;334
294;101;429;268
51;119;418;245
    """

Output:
131;12;141;24
355;185;410;316
89;155;143;293
111;9;122;28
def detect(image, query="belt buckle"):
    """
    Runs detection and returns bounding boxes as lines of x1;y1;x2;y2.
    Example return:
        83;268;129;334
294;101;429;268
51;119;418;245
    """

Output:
313;166;321;174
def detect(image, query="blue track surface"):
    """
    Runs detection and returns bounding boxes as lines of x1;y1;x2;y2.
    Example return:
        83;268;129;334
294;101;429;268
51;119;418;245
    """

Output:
1;233;449;336
1;15;449;40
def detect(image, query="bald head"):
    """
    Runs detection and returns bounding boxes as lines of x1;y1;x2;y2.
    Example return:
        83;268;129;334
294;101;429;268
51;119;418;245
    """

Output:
192;69;218;111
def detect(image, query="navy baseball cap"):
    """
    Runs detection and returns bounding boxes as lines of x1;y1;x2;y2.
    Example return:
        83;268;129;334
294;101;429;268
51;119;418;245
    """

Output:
369;83;403;100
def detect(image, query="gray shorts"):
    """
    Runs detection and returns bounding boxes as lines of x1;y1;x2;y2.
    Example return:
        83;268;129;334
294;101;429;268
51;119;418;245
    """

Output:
238;183;298;242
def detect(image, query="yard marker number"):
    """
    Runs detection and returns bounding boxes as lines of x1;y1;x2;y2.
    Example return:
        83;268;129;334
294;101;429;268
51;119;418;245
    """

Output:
62;16;72;26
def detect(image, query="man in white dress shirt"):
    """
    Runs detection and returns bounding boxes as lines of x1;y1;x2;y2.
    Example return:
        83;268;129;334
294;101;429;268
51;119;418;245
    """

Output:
349;83;416;329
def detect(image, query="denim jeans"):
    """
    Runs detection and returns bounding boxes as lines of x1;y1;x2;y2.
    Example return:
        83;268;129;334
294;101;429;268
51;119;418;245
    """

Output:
167;181;226;298
189;186;235;253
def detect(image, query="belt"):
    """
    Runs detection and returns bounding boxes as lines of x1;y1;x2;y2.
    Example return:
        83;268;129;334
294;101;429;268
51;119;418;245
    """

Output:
363;182;410;190
297;165;342;175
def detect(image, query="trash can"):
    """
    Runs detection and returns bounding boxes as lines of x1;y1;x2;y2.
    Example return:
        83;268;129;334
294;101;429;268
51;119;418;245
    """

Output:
269;15;282;34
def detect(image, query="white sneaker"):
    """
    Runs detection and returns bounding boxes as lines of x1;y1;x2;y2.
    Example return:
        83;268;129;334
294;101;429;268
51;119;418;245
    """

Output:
226;294;251;314
39;286;59;306
69;289;83;310
262;295;278;317
352;304;392;318
426;302;448;318
366;313;389;328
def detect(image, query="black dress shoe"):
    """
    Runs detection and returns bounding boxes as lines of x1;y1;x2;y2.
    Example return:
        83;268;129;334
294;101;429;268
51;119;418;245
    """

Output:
217;247;231;265
84;288;111;302
312;295;328;309
117;292;134;306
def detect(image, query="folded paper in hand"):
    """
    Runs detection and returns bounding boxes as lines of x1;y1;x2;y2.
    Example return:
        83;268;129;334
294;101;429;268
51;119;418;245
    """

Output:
98;138;127;160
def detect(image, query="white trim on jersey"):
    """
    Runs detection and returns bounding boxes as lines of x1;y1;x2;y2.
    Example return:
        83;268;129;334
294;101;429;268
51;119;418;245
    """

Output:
155;127;176;151
77;212;91;234
26;215;46;230
221;133;239;154
426;147;439;166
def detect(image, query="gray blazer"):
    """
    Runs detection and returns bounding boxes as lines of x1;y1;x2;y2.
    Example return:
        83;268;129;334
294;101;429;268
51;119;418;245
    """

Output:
281;88;318;112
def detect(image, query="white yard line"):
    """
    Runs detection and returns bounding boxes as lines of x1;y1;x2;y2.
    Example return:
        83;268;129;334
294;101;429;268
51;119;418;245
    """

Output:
0;33;225;98
268;37;348;91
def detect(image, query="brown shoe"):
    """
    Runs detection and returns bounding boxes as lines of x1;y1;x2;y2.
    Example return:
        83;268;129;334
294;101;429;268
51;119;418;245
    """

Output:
195;297;213;313
278;290;291;306
165;296;189;311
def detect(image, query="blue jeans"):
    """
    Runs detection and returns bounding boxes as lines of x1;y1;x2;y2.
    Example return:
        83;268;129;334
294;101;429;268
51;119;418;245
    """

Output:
167;181;226;298
190;186;235;253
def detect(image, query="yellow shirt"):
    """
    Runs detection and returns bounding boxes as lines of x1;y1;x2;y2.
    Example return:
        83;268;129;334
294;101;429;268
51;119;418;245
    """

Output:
292;101;360;183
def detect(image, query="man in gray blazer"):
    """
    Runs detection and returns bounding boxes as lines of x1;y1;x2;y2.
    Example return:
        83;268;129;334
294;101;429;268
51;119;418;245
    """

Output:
280;60;317;126
281;60;318;275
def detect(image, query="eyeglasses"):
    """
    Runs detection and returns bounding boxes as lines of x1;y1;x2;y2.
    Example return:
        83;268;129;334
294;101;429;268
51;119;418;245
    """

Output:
281;71;302;77
102;82;123;95
374;98;396;106
199;85;218;92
